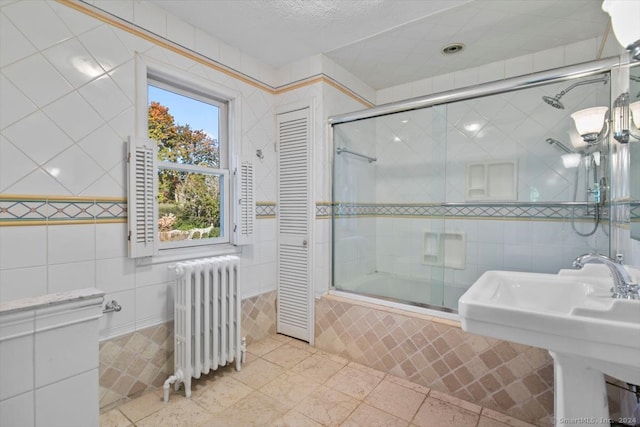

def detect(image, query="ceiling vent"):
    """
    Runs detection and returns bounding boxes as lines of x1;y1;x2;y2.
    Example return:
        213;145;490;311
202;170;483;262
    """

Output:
441;43;465;55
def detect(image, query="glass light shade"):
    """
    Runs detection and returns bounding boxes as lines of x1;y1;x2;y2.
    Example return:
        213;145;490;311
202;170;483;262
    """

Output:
602;0;640;48
561;153;582;169
571;107;608;136
630;101;640;128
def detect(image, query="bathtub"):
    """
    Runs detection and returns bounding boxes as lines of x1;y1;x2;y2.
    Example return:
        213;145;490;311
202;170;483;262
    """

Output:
332;271;468;320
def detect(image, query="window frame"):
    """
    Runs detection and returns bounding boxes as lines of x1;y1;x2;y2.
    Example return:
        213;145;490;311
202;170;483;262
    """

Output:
148;79;229;248
131;54;246;261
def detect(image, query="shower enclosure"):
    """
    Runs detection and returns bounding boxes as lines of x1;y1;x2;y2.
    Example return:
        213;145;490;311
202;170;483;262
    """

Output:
330;58;633;313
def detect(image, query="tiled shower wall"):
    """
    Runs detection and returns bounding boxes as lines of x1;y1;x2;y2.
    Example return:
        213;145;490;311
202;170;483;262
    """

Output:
315;295;554;426
98;290;276;410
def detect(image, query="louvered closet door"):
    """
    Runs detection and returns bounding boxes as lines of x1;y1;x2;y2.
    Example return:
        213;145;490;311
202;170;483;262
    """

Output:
277;107;311;342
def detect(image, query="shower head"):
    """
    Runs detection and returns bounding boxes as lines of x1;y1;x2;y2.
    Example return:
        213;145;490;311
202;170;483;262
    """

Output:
542;96;564;109
542;74;609;110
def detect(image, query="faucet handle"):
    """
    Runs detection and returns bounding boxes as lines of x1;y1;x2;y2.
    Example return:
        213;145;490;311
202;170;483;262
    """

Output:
615;253;624;264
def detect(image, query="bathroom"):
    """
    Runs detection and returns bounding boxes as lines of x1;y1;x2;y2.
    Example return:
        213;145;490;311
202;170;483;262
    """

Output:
0;1;639;426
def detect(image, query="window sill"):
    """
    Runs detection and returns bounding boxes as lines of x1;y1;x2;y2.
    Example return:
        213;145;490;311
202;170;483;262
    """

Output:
134;243;241;266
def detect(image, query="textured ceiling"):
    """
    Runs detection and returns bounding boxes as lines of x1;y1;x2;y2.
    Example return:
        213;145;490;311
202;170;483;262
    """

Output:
147;0;610;89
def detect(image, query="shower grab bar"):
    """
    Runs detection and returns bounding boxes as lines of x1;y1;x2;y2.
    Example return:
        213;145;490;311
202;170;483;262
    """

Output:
336;147;377;163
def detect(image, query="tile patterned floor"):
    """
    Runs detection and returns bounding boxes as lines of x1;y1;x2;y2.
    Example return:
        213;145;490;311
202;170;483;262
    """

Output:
100;334;538;427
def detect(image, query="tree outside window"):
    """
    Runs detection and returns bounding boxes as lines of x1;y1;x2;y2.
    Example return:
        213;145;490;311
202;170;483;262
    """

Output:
148;94;223;242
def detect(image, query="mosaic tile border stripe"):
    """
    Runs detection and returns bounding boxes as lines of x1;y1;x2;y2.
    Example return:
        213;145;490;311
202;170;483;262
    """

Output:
316;202;332;218
329;202;620;220
0;196;278;225
0;196;127;225
3;197;634;225
256;202;276;218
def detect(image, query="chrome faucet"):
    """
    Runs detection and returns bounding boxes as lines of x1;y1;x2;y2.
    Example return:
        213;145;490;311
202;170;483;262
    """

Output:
573;253;639;300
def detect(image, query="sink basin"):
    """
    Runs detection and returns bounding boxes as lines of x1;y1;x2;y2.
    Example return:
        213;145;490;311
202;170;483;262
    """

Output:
458;265;640;424
459;269;640;377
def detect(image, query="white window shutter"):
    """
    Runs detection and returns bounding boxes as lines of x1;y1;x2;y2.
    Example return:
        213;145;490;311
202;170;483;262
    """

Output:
234;161;255;245
127;136;158;258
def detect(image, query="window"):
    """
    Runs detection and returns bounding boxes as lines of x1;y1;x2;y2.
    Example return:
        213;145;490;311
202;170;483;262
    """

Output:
128;55;253;259
148;82;229;248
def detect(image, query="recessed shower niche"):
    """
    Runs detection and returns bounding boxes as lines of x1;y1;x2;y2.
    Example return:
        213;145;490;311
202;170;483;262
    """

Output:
422;231;466;269
465;160;518;201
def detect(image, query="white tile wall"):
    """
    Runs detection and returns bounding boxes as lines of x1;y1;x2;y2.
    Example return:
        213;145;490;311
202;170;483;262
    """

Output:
0;73;38;130
34;320;98;387
0;392;34;427
0;10;38;68
0;0;285;340
47;261;96;294
0;267;47;302
0;333;33;400
135;282;170;329
0;226;47;270
3;111;74;167
3;53;73;108
1;1;72;51
35;369;99;427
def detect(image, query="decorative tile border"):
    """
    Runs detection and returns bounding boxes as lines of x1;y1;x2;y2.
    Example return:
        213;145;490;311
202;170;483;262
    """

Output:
329;202;617;220
0;196;277;225
3;196;633;225
256;202;276;219
0;195;127;226
316;202;332;218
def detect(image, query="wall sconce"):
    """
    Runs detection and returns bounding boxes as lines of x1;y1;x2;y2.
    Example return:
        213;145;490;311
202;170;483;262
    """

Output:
570;106;608;144
602;0;640;60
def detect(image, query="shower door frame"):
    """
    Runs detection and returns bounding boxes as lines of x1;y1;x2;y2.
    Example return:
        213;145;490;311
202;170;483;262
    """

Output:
329;53;638;307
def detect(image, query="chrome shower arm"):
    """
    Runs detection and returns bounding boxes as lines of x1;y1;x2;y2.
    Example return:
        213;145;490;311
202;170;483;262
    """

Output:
556;74;609;98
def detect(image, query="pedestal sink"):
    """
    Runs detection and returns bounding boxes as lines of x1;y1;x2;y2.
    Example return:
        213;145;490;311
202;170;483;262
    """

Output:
458;264;640;426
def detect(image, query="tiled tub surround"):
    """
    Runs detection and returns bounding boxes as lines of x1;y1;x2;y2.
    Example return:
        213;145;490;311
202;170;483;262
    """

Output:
315;295;554;426
98;290;276;411
0;289;105;427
